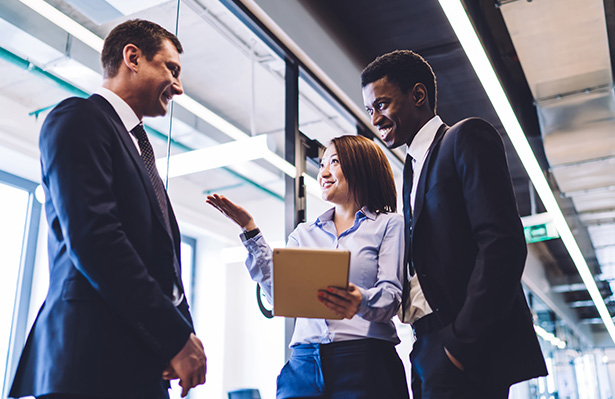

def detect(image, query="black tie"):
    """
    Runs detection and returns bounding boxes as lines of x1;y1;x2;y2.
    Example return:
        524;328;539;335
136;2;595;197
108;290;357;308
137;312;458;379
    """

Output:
131;124;183;291
403;154;414;276
401;154;414;321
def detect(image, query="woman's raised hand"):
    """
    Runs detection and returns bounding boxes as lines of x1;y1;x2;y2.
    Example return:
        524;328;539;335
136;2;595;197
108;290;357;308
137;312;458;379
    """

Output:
206;194;257;231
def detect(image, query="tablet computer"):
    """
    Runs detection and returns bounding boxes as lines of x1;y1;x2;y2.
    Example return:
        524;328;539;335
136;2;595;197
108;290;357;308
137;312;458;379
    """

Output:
272;247;350;319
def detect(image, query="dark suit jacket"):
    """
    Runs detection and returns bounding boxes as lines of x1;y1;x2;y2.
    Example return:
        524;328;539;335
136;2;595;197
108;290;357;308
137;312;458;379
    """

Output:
410;117;547;388
10;95;194;398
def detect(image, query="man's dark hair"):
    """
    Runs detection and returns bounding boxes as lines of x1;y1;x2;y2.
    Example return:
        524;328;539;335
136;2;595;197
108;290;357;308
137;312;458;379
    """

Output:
101;19;183;78
361;50;437;113
329;135;397;214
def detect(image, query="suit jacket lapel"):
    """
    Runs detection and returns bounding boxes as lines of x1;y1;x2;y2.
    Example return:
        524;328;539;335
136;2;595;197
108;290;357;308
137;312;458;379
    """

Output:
413;124;448;227
88;94;173;241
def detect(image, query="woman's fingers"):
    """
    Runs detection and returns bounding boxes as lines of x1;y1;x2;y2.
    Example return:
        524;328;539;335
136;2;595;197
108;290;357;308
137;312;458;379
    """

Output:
206;194;255;229
317;292;347;317
317;285;361;319
326;286;351;300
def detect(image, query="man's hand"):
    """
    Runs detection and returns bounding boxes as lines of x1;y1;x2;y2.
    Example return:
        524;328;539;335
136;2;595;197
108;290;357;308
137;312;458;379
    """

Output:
317;283;363;319
164;333;207;397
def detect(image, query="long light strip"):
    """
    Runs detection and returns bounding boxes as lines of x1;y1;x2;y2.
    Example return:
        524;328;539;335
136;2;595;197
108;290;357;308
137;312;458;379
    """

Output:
17;0;322;196
439;0;615;343
17;0;104;52
157;135;277;178
172;95;248;142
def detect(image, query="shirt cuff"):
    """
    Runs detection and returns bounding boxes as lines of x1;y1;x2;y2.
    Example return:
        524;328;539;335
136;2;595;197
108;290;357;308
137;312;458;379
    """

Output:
356;286;369;316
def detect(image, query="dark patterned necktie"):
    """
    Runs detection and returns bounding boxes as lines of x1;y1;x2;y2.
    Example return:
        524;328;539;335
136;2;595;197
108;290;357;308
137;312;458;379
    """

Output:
131;123;172;233
401;154;414;321
131;124;183;295
403;153;414;276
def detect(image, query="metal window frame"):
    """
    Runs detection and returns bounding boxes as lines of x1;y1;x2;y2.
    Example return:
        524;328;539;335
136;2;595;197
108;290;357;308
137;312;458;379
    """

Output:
180;234;198;307
0;170;42;397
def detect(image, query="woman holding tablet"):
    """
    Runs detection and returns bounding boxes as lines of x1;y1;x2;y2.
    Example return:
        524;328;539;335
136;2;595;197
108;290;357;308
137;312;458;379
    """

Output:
207;135;408;399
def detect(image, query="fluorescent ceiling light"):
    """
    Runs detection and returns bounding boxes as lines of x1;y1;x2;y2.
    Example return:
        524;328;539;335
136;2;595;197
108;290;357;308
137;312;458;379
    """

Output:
172;95;248;142
47;58;102;93
439;0;615;343
262;152;296;178
17;0;104;52
157;135;293;178
157;135;321;198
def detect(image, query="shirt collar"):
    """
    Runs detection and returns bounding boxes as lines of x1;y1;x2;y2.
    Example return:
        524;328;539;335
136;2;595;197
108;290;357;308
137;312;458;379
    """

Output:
407;115;443;162
314;208;335;226
95;87;141;132
360;206;377;220
313;206;375;227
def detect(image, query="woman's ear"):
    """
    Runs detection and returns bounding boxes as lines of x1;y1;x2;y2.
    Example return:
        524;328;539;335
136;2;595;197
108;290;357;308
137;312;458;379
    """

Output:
122;44;140;73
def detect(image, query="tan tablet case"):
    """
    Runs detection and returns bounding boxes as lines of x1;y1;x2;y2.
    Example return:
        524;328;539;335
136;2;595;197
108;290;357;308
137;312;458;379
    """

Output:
272;248;350;319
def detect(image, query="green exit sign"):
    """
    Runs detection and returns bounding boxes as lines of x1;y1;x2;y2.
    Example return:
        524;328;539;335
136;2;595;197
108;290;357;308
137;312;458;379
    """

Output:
524;222;560;244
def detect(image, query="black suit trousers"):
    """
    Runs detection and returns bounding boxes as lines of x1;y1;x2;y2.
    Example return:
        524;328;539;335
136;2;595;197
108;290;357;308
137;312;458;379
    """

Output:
411;329;509;399
37;380;169;399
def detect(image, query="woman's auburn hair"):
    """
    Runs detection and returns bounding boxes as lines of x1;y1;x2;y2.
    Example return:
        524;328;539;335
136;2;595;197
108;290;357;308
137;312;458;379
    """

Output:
329;135;397;213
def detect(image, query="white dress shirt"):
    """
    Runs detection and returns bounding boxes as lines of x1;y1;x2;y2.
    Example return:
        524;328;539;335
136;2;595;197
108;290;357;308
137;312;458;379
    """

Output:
400;115;443;324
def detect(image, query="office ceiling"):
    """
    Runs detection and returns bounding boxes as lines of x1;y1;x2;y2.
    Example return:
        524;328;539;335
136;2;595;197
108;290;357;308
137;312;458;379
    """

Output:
0;0;613;342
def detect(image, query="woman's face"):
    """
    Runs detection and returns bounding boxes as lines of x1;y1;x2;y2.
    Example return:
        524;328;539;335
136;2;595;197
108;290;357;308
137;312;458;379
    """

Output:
318;144;353;206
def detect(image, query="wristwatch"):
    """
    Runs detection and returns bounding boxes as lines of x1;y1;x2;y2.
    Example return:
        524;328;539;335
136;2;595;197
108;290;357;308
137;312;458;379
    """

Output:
239;227;260;241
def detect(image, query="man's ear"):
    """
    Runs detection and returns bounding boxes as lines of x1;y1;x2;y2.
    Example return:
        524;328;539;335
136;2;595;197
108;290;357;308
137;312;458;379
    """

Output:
412;83;428;108
123;44;140;73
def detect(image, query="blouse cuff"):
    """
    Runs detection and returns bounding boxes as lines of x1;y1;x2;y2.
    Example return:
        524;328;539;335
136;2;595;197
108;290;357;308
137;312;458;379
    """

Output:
356;286;369;316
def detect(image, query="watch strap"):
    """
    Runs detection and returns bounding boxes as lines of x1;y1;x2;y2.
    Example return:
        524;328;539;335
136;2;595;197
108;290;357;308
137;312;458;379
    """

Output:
240;227;261;241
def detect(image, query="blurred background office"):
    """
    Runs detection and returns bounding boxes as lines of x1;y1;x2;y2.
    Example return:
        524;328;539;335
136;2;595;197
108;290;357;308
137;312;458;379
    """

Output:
0;0;614;398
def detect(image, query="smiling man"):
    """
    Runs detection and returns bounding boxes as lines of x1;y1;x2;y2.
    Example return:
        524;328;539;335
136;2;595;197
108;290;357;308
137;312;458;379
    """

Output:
361;50;547;398
10;19;206;399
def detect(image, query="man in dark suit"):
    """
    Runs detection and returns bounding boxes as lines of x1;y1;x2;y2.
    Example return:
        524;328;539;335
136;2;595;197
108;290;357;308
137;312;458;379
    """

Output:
10;19;206;399
361;50;547;398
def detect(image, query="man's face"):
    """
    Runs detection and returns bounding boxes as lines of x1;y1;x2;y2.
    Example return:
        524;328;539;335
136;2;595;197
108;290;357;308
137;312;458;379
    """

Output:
362;76;421;149
135;39;183;118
